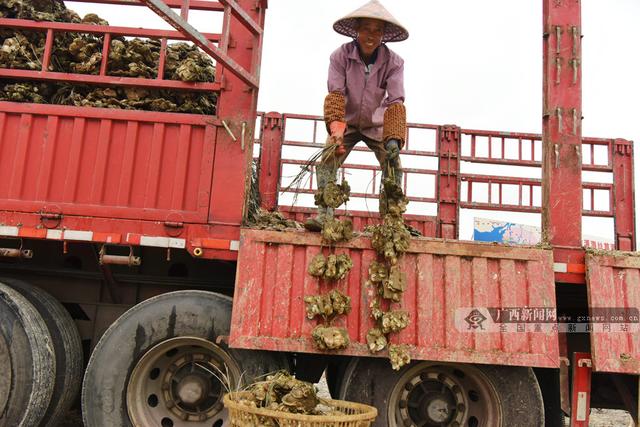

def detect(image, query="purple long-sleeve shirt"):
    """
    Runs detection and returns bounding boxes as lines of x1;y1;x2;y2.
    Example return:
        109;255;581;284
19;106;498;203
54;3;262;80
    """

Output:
327;40;405;142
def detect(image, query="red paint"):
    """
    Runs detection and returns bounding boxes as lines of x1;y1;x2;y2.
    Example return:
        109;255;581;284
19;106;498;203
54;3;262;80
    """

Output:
570;352;592;427
585;254;640;374
0;106;215;223
259;112;284;211
267;113;630;239
542;0;583;247
613;139;636;251
437;125;461;239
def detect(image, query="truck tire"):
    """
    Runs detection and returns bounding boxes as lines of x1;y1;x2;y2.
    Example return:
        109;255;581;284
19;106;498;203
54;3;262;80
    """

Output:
534;368;565;427
1;278;83;427
339;358;544;427
0;281;55;427
325;356;351;398
82;290;290;427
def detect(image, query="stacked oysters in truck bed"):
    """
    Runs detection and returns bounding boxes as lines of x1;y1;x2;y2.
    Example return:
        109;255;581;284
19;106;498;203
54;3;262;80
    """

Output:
0;0;218;114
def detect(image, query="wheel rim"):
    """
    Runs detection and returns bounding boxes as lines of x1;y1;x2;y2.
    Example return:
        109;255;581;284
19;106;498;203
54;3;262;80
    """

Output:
0;332;11;416
126;337;241;427
388;363;502;427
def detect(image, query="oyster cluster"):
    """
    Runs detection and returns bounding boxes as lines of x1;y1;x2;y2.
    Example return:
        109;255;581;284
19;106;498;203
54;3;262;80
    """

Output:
0;0;217;114
311;325;350;351
249;208;302;231
307;253;353;281
305;177;354;351
304;289;351;321
366;177;413;370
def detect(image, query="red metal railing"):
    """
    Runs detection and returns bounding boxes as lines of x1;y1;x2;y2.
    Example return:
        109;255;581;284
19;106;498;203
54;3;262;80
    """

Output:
459;128;615;217
0;0;263;93
256;112;635;248
272;113;439;208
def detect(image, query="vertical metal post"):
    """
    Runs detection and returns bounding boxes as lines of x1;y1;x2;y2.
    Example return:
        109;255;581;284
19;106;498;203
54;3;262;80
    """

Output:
436;125;461;239
209;0;266;223
613;139;636;251
542;0;583;247
570;352;592;427
41;28;54;72
156;38;167;81
99;33;111;76
259;112;284;211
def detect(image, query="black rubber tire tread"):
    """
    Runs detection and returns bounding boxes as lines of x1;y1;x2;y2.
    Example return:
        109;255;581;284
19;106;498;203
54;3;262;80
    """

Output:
0;281;55;427
340;358;545;427
2;278;83;427
81;290;291;427
534;367;565;427
325;356;351;399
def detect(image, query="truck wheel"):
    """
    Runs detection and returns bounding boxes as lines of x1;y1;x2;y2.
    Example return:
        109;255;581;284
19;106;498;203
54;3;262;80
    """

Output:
340;358;544;427
0;282;55;427
326;356;351;398
1;278;83;427
82;290;290;427
534;368;565;427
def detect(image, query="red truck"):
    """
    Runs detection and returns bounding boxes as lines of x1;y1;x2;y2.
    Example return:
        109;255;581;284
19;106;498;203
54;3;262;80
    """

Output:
0;1;637;427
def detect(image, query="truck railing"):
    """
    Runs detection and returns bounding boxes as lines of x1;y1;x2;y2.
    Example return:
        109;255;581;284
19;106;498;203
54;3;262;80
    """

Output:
256;112;635;248
460;129;616;218
267;113;440;209
460;129;613;171
0;0;264;93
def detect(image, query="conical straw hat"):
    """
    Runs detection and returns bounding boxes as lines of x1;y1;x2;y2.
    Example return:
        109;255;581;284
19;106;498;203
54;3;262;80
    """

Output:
333;0;408;42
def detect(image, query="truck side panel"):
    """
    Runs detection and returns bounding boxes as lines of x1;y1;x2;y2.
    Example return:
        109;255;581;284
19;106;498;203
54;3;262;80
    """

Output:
0;103;216;223
586;253;640;373
231;228;560;368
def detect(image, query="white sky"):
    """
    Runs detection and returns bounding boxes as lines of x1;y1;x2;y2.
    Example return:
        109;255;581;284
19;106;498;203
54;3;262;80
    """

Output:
67;1;640;245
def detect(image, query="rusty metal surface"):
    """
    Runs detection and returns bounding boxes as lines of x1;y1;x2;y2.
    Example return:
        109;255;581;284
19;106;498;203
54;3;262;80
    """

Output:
586;253;640;373
231;228;559;368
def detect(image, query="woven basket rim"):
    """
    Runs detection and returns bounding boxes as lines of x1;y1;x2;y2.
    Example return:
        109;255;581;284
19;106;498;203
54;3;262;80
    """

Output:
223;393;378;422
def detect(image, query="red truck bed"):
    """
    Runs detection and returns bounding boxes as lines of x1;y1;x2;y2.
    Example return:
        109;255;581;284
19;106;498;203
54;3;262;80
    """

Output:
0;0;265;260
230;228;560;368
0;103;215;224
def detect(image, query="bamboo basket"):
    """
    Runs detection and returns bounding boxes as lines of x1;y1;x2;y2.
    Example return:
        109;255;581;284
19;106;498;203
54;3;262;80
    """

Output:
223;393;378;427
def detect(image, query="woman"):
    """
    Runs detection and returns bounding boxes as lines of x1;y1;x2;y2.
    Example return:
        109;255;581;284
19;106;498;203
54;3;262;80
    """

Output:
305;0;409;231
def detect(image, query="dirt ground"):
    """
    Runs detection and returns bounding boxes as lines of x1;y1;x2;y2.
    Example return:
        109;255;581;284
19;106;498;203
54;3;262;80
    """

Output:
574;409;634;427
